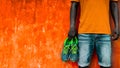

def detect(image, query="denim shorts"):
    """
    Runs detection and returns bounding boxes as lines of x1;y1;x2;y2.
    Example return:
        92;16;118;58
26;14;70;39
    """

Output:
78;34;111;67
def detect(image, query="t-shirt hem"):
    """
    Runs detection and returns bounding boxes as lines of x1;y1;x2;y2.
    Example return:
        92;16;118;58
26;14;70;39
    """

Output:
78;32;111;35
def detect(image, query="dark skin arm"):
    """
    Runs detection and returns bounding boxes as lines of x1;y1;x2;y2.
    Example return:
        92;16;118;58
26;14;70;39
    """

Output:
68;1;79;40
110;1;119;40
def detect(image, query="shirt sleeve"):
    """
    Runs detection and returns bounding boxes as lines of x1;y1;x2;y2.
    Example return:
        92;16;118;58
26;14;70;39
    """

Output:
71;0;80;2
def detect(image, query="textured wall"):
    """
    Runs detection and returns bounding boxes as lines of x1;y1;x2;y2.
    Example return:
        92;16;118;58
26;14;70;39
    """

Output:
0;0;120;68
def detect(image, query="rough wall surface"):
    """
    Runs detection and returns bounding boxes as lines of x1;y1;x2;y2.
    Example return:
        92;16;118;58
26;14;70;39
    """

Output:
0;0;120;68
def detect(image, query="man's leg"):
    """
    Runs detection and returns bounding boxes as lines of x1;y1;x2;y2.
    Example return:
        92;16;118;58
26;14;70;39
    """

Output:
78;34;95;68
95;34;111;68
100;66;111;68
78;66;89;68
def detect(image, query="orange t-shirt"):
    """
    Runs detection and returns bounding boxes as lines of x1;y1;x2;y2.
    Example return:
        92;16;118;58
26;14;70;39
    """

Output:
71;0;118;34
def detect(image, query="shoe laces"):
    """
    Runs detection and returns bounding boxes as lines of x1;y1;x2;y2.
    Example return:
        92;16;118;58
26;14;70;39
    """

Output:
70;37;78;54
71;45;78;54
63;45;70;54
63;38;71;54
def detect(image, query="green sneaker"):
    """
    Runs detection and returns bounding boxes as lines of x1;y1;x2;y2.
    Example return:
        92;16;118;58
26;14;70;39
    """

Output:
69;37;79;62
61;38;71;62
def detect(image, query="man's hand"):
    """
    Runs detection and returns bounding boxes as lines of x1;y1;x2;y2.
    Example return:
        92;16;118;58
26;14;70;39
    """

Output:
112;28;119;40
68;28;77;40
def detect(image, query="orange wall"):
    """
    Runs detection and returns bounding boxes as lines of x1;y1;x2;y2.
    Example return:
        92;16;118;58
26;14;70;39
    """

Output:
0;0;120;68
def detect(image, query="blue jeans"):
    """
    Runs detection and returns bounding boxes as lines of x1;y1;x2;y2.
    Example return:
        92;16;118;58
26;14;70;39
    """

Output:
78;34;111;67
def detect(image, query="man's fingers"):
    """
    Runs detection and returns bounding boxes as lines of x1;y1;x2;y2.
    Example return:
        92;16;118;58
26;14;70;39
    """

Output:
112;34;119;40
68;29;76;40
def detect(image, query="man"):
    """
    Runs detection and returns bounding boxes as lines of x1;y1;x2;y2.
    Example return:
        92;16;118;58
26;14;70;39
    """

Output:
68;0;119;68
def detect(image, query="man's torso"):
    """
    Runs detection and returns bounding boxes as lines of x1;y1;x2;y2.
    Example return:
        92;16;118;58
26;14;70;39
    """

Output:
78;0;111;34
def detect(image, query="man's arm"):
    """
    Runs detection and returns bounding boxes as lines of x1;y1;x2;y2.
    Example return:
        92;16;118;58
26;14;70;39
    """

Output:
110;1;119;40
68;1;79;40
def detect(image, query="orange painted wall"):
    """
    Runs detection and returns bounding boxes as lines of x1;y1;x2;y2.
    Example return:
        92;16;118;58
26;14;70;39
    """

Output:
0;0;120;68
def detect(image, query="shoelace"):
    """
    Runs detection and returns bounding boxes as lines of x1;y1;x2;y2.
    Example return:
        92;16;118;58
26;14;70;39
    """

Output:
63;45;70;54
70;37;78;54
63;38;71;54
71;45;78;54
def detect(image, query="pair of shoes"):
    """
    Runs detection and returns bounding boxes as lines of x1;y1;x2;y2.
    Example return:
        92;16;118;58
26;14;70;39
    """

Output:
61;37;78;62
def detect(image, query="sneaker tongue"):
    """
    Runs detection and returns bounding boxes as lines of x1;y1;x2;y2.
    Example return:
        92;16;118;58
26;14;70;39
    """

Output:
64;38;71;46
64;37;78;46
71;37;78;45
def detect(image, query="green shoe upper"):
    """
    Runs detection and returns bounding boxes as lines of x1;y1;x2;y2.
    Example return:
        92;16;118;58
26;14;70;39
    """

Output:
62;38;71;54
70;37;78;54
